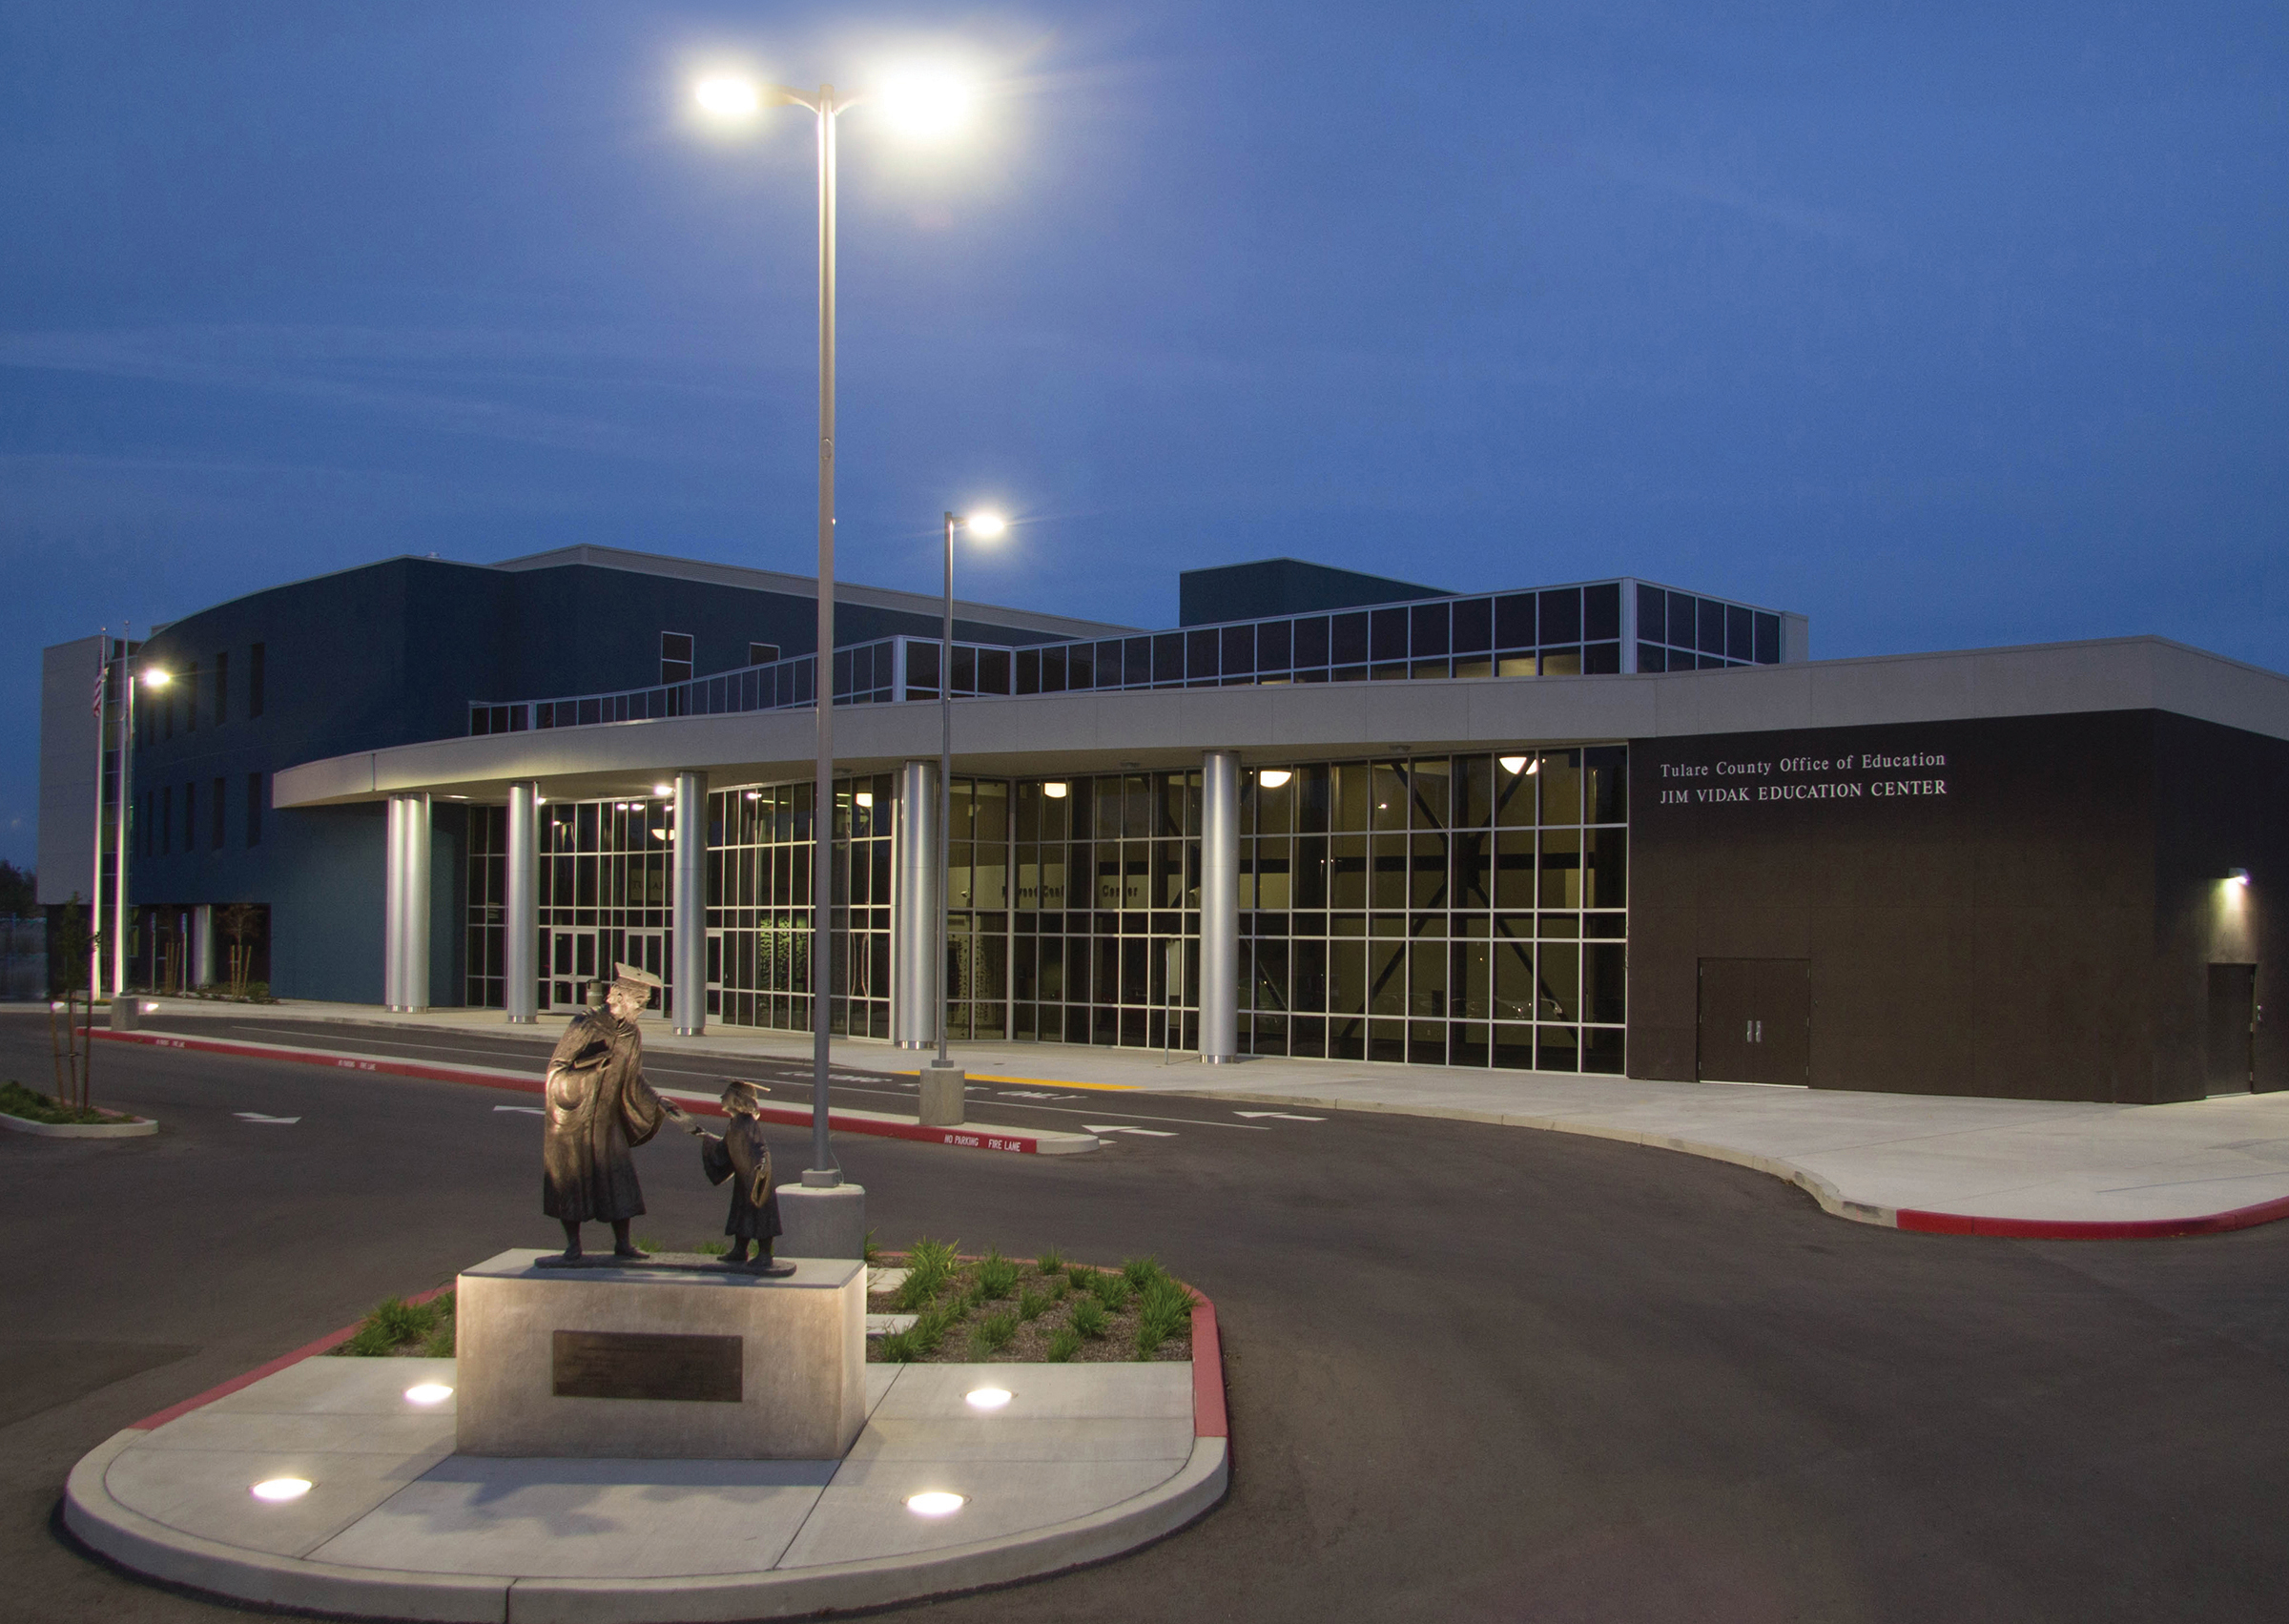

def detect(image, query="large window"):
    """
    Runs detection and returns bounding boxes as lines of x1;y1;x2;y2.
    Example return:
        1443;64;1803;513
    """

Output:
707;775;893;1038
1238;749;1627;1071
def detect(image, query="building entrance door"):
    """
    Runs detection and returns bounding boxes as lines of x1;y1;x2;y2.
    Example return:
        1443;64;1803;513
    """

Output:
546;929;596;1012
2205;963;2257;1095
1698;958;1810;1085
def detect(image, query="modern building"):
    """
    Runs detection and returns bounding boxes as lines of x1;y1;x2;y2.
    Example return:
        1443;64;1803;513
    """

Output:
37;545;2282;1105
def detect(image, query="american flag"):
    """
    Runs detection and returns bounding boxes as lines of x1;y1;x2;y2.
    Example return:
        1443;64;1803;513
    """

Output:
92;662;105;719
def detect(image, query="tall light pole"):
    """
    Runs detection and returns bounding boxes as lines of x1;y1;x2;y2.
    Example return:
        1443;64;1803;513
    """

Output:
692;65;983;1190
114;657;170;998
937;511;1004;1070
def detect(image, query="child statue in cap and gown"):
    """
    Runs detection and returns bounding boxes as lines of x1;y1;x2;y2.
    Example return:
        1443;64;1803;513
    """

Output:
699;1079;794;1275
537;961;689;1265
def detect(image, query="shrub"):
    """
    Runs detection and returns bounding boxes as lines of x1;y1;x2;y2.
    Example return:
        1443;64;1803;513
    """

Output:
1047;1327;1082;1363
1069;1297;1110;1340
970;1311;1019;1357
977;1248;1021;1301
418;1320;456;1358
340;1294;443;1357
896;1238;959;1311
1034;1244;1064;1275
863;1228;881;1265
1138;1279;1191;1345
1017;1287;1050;1323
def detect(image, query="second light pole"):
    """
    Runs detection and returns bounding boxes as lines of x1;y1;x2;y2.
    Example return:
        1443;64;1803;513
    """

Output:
918;509;1004;1128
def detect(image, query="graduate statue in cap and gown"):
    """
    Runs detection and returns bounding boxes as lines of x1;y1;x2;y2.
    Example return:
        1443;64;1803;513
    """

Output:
698;1079;794;1275
537;962;689;1265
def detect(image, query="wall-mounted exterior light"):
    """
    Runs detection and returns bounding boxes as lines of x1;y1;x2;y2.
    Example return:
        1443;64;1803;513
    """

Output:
1041;782;1068;799
1257;769;1292;789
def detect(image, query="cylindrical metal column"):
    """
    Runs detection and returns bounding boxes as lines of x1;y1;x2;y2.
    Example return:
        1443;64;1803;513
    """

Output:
191;904;215;989
672;770;707;1036
505;782;539;1023
1199;750;1240;1062
384;792;431;1012
891;759;938;1049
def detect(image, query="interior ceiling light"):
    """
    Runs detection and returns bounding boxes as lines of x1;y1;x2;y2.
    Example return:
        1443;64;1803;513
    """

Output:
403;1383;453;1406
745;791;762;800
855;791;874;807
251;1478;312;1502
905;1490;966;1516
1257;770;1292;789
653;784;674;796
964;1387;1012;1409
1042;782;1068;798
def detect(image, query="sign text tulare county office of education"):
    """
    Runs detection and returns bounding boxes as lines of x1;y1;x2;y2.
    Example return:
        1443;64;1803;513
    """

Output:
1654;750;1949;807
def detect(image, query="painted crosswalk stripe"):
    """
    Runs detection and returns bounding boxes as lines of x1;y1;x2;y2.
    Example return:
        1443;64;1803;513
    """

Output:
234;1112;299;1124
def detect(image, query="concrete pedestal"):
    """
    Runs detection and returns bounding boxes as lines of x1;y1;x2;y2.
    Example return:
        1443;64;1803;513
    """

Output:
777;1180;867;1260
108;997;138;1031
918;1062;967;1126
454;1248;864;1460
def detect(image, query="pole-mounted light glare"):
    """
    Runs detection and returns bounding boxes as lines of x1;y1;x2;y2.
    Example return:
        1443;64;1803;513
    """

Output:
142;668;172;688
965;511;1007;539
2229;868;2251;888
876;67;979;139
693;73;763;120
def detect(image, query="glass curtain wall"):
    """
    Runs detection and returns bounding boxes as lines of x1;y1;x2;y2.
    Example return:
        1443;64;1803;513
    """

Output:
528;796;673;1012
1003;771;1201;1048
1238;749;1627;1070
466;804;506;1007
708;774;893;1038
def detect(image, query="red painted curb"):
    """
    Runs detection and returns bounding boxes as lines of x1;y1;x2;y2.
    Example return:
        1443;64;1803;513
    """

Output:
1188;1293;1227;1441
95;1029;1074;1153
1895;1192;2289;1241
129;1282;454;1431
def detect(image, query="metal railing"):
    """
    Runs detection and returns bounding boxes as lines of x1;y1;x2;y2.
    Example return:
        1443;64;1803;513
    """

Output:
468;577;1794;737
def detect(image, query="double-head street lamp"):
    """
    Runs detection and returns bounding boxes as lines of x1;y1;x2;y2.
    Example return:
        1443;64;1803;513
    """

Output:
937;511;1005;1067
692;63;980;1184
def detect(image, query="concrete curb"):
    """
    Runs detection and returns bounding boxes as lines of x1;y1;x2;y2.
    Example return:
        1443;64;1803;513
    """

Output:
93;1028;1099;1156
0;1108;156;1138
62;1292;1232;1623
1197;1088;2289;1242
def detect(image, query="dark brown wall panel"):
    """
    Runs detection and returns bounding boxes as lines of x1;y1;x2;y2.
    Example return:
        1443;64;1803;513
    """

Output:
1630;712;2160;1102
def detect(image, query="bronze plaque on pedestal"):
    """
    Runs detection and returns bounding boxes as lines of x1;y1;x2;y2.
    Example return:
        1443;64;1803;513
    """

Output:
550;1329;743;1403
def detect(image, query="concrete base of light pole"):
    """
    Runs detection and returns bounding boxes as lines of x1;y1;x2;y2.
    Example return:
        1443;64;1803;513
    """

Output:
108;998;139;1032
777;1180;867;1262
918;1062;966;1127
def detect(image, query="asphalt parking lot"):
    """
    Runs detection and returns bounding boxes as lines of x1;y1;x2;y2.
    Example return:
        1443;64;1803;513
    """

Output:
6;1014;2287;1623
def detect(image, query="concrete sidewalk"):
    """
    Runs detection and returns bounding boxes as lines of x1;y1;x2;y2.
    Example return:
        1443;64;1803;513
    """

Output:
66;1334;1226;1622
114;999;2289;1237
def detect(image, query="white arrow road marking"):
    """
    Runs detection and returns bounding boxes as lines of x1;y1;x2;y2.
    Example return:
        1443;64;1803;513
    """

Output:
493;1105;544;1114
1000;1090;1077;1100
1083;1124;1178;1138
1234;1111;1328;1121
234;1112;300;1124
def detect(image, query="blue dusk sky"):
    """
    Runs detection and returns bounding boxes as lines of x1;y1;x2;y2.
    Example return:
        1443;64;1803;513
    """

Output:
3;2;2284;870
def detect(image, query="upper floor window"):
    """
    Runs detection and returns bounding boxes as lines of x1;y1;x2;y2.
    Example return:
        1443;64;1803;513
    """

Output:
215;650;229;725
185;661;199;731
249;642;266;718
661;632;693;685
749;642;780;668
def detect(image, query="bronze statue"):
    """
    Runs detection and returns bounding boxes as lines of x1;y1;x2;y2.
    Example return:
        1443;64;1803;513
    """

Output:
537;962;688;1265
699;1079;793;1275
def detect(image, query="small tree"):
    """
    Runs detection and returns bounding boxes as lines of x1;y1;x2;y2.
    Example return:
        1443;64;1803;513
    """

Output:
50;895;94;1112
219;903;258;999
0;860;34;918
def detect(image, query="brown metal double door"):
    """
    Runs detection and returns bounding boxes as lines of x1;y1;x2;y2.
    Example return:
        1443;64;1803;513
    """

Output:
1698;958;1810;1085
